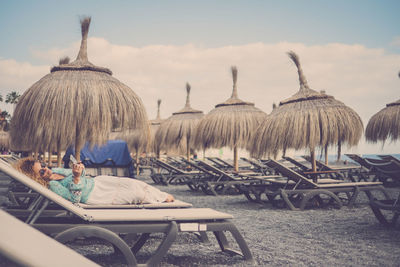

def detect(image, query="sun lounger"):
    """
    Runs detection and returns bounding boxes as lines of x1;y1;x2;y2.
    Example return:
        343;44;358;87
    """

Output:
378;155;400;164
302;155;364;182
282;156;342;181
193;160;278;196
206;157;234;170
240;157;276;175
0;160;253;266
363;158;400;187
283;156;312;172
206;157;253;172
0;209;99;267
246;159;389;210
150;158;204;185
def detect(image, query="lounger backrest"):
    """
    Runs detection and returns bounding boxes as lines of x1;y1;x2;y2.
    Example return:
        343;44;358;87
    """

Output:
155;159;184;174
378;155;400;164
181;159;215;176
0;161;89;220
283;156;310;171
364;158;400;177
265;159;317;187
197;160;232;178
206;157;228;169
215;158;234;168
345;154;369;168
302;155;333;171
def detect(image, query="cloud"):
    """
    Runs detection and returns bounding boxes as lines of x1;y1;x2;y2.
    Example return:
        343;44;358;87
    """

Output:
1;39;399;154
390;36;400;48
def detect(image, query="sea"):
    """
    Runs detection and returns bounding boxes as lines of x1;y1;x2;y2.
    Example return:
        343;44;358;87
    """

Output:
317;154;400;165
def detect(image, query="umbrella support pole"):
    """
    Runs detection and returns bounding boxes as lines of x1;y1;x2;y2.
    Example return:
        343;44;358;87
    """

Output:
136;153;140;176
325;145;328;165
187;139;190;161
233;146;238;172
310;149;316;173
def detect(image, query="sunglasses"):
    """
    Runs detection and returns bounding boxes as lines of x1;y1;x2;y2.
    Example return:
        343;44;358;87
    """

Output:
39;162;47;176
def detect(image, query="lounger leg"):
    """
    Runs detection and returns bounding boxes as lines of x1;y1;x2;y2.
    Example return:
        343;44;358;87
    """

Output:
145;221;178;267
54;225;138;267
347;187;360;207
191;231;210;243
212;223;254;263
131;233;150;254
299;190;342;210
206;182;218;196
370;202;397;226
280;190;299;211
198;231;210;243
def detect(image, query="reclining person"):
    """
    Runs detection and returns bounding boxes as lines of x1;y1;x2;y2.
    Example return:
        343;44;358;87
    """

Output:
14;157;174;205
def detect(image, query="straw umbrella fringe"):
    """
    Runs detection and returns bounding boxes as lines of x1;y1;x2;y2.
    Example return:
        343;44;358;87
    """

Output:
155;83;203;160
250;51;363;171
11;17;148;161
111;123;151;175
365;73;400;143
150;99;164;157
195;66;266;171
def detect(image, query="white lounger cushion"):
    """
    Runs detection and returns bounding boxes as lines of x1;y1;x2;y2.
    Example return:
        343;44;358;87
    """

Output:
0;161;192;220
77;199;192;209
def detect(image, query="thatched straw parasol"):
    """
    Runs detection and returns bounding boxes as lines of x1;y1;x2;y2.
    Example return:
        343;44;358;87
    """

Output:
365;72;400;144
10;17;148;163
194;66;267;172
155;83;203;160
250;51;363;171
110;124;150;175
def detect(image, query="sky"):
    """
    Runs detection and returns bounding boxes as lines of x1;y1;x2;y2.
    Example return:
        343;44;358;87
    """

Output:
0;0;399;156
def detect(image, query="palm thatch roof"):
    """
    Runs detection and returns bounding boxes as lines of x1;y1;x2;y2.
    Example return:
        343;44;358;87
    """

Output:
250;51;363;170
365;73;400;143
194;66;266;171
10;17;148;161
154;83;203;159
110;124;150;154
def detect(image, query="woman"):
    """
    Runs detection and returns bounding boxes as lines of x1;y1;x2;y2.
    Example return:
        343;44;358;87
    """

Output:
14;157;174;205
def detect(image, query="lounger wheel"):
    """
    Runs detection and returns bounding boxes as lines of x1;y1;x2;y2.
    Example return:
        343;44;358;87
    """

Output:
55;226;137;267
299;190;342;210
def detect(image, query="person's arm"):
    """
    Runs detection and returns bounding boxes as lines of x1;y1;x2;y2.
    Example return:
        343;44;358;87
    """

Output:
67;163;85;203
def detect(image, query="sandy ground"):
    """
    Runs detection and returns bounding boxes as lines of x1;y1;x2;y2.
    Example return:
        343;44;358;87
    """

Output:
1;172;400;266
144;180;400;267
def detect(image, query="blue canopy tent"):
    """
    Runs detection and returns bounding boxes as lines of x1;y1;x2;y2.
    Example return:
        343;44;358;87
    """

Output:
63;140;134;177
